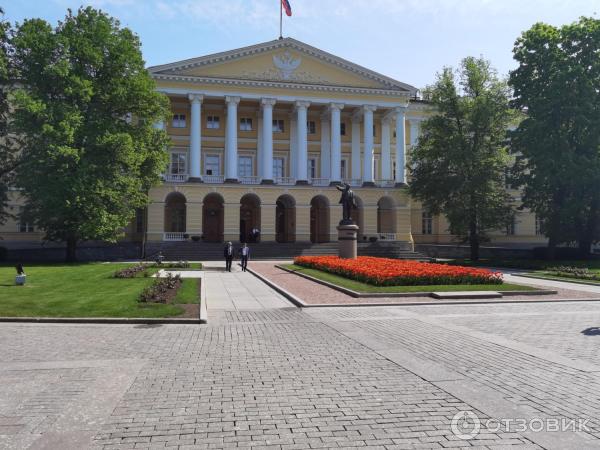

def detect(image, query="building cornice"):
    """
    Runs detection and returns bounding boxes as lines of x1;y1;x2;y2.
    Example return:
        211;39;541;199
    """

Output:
153;74;411;98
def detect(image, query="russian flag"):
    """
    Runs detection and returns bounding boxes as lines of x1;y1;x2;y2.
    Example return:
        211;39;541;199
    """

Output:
281;0;292;16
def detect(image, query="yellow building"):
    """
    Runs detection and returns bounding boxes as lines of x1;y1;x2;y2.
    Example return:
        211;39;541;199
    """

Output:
0;38;546;255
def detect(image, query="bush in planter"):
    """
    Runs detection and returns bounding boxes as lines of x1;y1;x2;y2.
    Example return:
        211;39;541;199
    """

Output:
369;236;378;243
183;233;189;240
191;235;201;242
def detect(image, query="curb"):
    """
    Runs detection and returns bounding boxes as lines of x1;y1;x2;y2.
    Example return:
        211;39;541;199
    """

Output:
246;267;307;307
199;276;208;323
516;273;600;287
276;265;558;298
0;317;203;324
247;265;599;308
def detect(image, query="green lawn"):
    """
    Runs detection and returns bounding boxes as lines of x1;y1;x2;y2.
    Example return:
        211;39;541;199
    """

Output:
529;270;600;285
0;263;189;318
447;258;600;271
174;278;200;304
282;264;538;293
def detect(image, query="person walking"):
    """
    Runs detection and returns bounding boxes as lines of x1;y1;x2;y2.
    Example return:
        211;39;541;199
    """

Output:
240;243;250;272
224;241;234;272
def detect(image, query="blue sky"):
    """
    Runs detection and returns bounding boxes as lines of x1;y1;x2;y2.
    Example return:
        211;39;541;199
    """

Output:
5;0;600;89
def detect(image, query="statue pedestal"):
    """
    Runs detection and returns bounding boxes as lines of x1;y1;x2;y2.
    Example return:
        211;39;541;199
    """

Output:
337;223;359;259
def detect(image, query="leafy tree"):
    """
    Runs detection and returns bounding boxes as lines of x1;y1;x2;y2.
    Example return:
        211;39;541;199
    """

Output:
510;18;600;258
409;57;515;261
11;7;169;261
0;7;18;225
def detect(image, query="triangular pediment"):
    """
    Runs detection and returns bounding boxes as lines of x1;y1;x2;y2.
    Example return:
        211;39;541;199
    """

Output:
149;38;416;93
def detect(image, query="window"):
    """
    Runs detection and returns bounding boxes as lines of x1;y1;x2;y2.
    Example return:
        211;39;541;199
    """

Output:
340;123;346;136
207;116;220;129
205;155;220;176
273;119;285;133
307;121;316;135
506;217;516;236
169;152;187;174
373;157;379;180
18;207;34;233
273;157;284;178
340;159;348;179
535;215;543;236
172;114;186;128
240;118;253;131
421;211;433;235
393;161;397;179
308;158;317;179
373;124;376;137
238;156;253;177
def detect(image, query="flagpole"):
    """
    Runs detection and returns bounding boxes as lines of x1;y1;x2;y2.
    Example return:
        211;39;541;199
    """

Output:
279;0;283;39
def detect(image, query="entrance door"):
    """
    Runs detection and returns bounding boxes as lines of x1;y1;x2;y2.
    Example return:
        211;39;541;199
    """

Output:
240;194;261;243
276;195;295;243
310;196;329;243
202;193;224;242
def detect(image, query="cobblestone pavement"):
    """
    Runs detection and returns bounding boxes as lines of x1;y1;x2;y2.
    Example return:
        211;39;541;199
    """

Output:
4;299;600;448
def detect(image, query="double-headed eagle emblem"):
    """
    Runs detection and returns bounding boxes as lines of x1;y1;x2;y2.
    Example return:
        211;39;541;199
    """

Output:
272;50;301;80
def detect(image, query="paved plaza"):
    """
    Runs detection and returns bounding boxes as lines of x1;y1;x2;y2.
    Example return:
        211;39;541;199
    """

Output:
2;269;600;449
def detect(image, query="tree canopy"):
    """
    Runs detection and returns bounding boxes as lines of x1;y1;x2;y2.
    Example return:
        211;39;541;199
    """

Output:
409;57;515;260
0;7;17;226
510;17;600;258
11;7;170;260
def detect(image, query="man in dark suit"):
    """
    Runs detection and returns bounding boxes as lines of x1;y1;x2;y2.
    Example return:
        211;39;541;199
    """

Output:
224;241;234;272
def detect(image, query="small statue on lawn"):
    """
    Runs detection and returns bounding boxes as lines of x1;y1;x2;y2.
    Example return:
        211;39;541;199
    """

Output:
336;183;357;225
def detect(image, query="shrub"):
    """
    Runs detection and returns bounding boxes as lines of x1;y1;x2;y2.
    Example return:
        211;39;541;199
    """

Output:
114;264;147;278
294;256;502;286
546;266;600;281
149;261;190;269
139;274;182;303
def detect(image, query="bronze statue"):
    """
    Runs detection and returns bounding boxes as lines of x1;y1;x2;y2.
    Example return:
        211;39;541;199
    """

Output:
336;183;357;225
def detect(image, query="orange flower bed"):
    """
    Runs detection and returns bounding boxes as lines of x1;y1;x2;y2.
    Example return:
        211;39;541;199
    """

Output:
293;256;502;286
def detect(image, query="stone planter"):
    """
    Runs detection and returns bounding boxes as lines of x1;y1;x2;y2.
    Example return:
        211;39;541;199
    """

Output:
15;274;26;286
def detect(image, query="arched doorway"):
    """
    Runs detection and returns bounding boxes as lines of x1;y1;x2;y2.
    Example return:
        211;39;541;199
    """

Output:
240;194;261;243
276;194;296;243
164;192;186;233
377;196;396;235
202;193;224;243
310;195;330;243
350;195;364;240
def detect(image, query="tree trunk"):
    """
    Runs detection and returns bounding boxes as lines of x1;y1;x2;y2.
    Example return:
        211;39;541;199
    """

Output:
469;220;480;261
66;236;78;262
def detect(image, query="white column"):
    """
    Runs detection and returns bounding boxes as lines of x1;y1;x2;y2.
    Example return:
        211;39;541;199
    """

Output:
260;98;276;184
329;103;344;184
289;114;297;179
188;94;203;180
295;101;310;183
320;114;331;179
381;116;391;180
351;113;361;181
362;105;377;185
225;95;241;182
257;112;263;178
395;106;408;185
410;118;422;147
